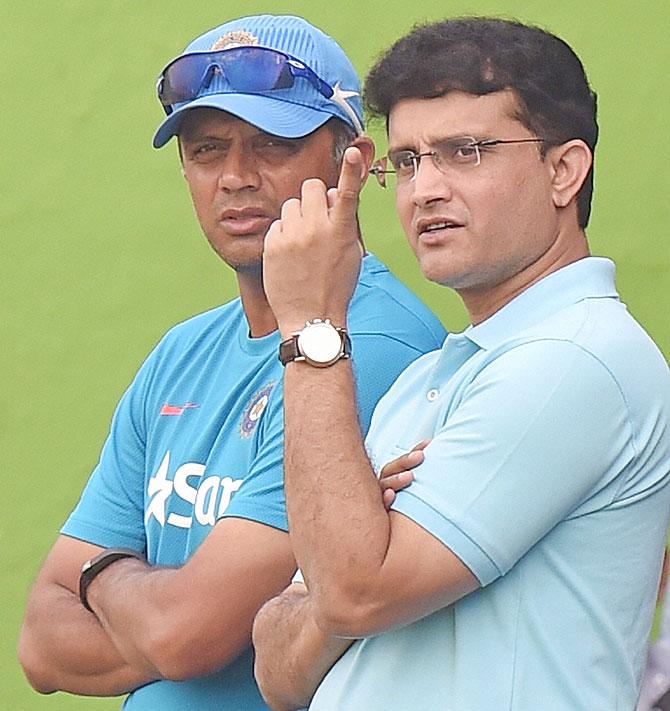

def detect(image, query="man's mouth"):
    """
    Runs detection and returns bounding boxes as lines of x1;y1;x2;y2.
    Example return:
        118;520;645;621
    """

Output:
416;218;465;237
219;208;273;235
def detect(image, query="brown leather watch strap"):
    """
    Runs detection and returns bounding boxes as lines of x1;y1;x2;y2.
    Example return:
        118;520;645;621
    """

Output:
278;328;351;366
278;335;301;365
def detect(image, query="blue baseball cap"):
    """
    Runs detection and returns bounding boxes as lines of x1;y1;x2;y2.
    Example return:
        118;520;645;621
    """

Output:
153;15;364;148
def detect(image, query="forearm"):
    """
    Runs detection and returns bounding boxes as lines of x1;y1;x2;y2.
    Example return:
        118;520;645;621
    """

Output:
252;583;353;711
283;360;392;624
19;579;153;696
262;149;393;626
85;520;296;682
86;559;183;679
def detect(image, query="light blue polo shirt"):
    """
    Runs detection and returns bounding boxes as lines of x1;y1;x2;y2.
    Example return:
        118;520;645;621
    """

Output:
310;257;670;711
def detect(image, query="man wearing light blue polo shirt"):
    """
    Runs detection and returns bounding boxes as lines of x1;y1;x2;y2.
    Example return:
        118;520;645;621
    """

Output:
254;17;670;710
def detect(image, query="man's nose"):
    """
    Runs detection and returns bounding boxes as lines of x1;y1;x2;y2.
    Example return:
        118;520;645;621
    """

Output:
410;155;454;207
217;146;261;192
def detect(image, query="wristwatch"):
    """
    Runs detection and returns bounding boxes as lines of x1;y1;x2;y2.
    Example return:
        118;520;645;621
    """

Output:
79;547;145;612
279;319;351;368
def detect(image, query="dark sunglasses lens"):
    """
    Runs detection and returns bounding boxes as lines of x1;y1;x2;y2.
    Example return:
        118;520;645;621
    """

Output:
161;55;212;105
221;47;291;92
160;48;295;107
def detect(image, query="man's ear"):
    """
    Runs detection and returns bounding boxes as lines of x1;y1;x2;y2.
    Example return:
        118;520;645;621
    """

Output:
549;139;592;209
350;135;376;184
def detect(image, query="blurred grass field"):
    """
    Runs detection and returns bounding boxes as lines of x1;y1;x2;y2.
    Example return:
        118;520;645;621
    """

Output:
3;1;669;708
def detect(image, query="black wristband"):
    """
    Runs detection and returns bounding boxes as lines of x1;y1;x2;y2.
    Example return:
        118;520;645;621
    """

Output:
79;547;145;612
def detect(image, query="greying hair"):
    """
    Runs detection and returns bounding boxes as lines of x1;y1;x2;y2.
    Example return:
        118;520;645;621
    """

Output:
328;118;357;167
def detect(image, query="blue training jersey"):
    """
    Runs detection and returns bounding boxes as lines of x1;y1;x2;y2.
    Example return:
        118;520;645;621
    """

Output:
62;253;446;710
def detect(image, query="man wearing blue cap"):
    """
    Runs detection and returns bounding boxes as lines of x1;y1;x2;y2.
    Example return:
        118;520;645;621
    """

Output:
18;15;445;710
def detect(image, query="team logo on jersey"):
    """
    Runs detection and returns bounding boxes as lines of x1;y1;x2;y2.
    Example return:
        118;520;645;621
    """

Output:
211;31;259;51
240;381;276;438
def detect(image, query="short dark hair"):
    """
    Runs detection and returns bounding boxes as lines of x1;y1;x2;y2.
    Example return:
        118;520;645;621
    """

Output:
364;18;598;227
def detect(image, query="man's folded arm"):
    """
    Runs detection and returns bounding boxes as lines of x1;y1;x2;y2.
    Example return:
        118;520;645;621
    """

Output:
282;361;480;640
83;516;297;681
18;535;155;696
253;582;354;711
20;517;297;691
283;339;635;639
252;444;429;709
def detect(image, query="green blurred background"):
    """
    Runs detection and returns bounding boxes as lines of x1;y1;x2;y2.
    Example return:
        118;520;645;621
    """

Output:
3;1;668;708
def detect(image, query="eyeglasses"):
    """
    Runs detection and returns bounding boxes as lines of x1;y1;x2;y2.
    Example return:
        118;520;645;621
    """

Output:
371;136;547;187
156;45;363;134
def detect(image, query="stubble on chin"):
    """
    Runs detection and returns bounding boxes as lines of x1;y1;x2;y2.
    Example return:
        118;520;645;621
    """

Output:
202;223;268;270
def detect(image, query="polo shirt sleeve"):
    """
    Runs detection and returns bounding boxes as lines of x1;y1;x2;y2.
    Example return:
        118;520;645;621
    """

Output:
391;339;636;586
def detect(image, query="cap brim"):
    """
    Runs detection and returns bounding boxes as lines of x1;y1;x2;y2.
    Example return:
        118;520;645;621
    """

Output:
153;93;335;148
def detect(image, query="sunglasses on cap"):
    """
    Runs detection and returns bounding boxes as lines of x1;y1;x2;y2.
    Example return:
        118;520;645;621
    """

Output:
156;45;363;134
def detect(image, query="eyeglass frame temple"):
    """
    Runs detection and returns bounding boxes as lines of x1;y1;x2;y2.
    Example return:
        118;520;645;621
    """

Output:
476;138;546;147
369;159;395;188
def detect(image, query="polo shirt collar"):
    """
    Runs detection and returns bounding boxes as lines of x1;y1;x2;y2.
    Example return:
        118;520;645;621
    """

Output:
462;257;619;351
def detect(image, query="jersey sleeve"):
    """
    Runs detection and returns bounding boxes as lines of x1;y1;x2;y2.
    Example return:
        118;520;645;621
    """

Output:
60;352;158;552
392;339;636;586
352;333;439;435
220;381;288;532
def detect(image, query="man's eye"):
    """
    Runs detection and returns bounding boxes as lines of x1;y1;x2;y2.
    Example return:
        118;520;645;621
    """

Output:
391;153;416;172
191;143;221;159
451;144;479;161
257;137;301;153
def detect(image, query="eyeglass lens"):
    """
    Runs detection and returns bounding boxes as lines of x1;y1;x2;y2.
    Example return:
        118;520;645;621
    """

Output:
389;137;480;180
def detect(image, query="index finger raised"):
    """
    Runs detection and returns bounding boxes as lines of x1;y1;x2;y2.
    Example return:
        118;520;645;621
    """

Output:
330;146;365;226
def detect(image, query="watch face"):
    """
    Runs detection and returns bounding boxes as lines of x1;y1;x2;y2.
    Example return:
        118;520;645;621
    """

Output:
298;322;343;364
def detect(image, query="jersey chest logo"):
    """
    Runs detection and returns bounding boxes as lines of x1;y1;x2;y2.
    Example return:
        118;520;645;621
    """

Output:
145;451;243;529
240;381;276;438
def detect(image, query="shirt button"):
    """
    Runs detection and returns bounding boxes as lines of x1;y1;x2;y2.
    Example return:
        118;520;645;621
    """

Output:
427;388;439;402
